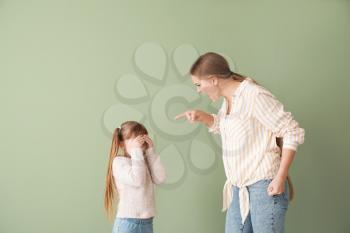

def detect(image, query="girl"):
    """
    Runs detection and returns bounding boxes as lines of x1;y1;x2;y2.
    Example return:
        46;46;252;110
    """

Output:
104;121;166;233
175;52;305;233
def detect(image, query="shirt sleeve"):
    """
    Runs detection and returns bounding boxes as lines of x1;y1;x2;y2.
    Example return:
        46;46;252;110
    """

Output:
145;148;167;185
208;113;220;134
113;148;146;187
252;88;305;151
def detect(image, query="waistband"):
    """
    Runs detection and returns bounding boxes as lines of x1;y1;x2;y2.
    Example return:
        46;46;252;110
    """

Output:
117;217;154;225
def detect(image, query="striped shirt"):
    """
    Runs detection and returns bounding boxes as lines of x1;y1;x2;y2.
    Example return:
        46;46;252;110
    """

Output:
208;77;305;224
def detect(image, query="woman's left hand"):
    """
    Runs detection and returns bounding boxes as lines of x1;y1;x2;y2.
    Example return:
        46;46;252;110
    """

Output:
267;176;286;196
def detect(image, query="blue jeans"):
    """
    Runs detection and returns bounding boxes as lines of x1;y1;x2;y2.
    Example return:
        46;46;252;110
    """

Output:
225;179;289;233
112;217;153;233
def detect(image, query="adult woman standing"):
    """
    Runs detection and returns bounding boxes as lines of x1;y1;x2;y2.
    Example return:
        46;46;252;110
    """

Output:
175;52;305;233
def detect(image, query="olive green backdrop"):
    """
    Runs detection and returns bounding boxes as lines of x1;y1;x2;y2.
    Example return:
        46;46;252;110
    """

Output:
1;0;349;233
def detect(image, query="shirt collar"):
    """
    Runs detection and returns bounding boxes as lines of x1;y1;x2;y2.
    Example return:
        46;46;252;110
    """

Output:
232;77;251;98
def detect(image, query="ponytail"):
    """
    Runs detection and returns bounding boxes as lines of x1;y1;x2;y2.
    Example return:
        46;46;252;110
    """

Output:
231;71;246;82
104;128;121;220
229;71;259;85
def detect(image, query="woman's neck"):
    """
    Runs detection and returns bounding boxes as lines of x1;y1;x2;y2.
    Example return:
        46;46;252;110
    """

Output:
219;79;242;102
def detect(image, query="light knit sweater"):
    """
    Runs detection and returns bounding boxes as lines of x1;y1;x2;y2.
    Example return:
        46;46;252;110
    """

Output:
112;147;166;219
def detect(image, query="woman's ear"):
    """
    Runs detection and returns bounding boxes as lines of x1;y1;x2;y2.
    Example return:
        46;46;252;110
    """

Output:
212;76;218;86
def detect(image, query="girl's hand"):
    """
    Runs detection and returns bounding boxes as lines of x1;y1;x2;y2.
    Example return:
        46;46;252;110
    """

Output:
267;176;286;196
143;135;154;149
125;135;145;151
174;110;204;124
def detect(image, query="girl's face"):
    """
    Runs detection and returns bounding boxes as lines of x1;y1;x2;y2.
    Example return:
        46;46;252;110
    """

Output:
122;135;148;156
191;75;221;102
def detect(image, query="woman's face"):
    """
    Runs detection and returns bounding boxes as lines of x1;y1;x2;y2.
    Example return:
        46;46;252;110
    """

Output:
191;75;221;102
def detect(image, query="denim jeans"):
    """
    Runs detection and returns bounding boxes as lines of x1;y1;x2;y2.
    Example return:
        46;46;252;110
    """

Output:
225;179;289;233
112;217;153;233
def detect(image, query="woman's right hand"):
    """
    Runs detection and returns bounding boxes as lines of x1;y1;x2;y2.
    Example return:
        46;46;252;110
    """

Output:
174;110;211;125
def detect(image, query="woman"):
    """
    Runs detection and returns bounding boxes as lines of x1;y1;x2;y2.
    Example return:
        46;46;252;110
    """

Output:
175;52;305;233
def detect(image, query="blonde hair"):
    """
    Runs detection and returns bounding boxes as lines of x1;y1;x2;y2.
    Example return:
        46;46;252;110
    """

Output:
104;121;148;220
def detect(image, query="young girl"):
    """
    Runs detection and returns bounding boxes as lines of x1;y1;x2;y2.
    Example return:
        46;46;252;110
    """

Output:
104;121;166;233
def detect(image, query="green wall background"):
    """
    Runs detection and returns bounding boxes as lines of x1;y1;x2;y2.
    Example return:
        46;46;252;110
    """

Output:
1;0;349;233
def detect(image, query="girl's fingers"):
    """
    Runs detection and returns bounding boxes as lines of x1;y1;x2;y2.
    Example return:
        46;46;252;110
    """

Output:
138;139;145;145
132;136;140;142
132;136;144;147
145;137;153;146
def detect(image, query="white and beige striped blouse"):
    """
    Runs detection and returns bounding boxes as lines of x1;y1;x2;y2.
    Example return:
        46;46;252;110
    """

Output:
208;77;305;224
